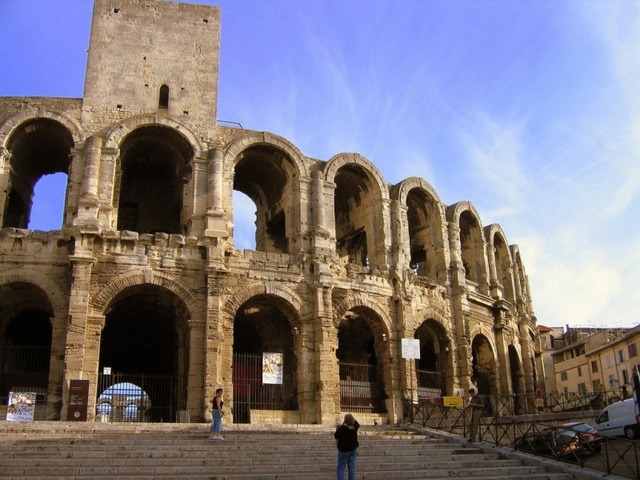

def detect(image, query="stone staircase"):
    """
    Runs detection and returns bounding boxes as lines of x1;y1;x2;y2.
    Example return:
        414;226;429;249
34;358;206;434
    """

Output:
0;423;576;480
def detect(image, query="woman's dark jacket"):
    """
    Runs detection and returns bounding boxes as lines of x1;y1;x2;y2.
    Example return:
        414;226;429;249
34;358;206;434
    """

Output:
334;421;360;452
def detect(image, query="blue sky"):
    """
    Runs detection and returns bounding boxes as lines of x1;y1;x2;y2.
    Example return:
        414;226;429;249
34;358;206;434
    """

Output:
0;1;639;329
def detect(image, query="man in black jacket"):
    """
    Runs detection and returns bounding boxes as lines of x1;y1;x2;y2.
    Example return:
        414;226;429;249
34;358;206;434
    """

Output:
334;413;360;480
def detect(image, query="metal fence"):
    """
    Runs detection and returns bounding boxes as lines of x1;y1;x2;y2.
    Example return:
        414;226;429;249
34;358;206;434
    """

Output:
96;372;185;423
339;361;387;413
405;393;640;479
0;346;50;408
232;353;297;423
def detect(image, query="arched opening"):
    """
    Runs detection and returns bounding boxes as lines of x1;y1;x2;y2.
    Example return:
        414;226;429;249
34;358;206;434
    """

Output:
232;190;257;250
459;211;484;285
2;119;72;229
336;308;387;413
115;125;193;235
0;283;53;416
414;319;451;399
334;165;386;271
471;334;497;399
98;285;189;423
29;173;68;230
493;234;515;301
509;344;524;413
406;188;438;279
233;146;296;254
232;295;298;424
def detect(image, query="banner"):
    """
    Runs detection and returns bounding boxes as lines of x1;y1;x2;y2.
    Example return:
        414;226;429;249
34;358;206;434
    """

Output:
262;352;283;385
6;392;37;421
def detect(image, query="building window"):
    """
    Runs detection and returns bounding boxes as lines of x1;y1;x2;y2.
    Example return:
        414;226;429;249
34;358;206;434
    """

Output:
592;379;602;391
578;382;587;394
618;349;626;363
622;369;630;384
159;85;169;109
577;366;583;377
560;372;568;381
629;343;637;358
591;360;598;373
606;355;613;367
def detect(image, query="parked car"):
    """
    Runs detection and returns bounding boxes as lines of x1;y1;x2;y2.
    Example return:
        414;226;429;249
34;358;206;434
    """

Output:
561;422;604;454
514;427;584;461
593;398;640;439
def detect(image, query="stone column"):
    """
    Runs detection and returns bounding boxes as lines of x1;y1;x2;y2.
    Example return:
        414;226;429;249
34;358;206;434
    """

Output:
73;136;102;230
312;285;339;425
61;247;95;420
186;316;206;421
203;266;226;421
97;148;118;230
204;148;227;239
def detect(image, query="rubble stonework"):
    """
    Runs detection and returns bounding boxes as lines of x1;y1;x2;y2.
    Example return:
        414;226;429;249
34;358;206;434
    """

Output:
0;0;541;425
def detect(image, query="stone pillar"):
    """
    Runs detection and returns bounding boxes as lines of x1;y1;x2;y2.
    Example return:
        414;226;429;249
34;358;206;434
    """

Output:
61;246;95;421
0;148;12;227
73;136;102;231
485;236;501;299
97;148;118;230
186;317;206;421
447;221;472;391
204;148;228;239
203;266;226;421
312;285;339;425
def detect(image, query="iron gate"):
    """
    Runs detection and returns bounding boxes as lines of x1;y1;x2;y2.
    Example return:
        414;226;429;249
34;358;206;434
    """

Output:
96;372;185;423
339;361;387;413
0;346;50;408
232;353;297;423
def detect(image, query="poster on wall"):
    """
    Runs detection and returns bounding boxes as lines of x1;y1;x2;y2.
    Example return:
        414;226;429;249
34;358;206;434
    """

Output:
401;338;421;359
6;392;37;421
262;352;283;385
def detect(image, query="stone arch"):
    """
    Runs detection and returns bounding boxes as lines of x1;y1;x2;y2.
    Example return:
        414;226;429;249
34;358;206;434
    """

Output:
91;269;201;324
0;114;79;229
223;131;309;179
324;153;389;200
224;280;303;423
324;153;390;272
413;313;454;397
446;201;489;290
0;110;84;152
0;268;67;316
222;281;304;327
332;292;392;334
485;224;516;302
333;292;392;415
223;132;309;254
470;330;499;397
393;177;448;282
103;115;203;158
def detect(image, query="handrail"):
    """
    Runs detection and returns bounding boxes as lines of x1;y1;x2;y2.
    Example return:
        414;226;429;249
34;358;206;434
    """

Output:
405;396;640;479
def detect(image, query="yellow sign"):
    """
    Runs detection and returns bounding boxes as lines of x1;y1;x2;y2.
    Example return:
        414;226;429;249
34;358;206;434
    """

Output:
443;396;463;408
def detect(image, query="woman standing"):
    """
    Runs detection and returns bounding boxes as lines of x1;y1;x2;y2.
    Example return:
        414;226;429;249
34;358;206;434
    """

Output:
334;413;360;480
210;388;224;440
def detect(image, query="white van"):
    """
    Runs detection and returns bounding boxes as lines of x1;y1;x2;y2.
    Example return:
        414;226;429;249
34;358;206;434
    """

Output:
594;398;640;439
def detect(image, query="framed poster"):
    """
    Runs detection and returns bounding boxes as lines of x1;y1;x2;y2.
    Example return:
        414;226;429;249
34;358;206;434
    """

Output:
262;352;283;385
6;392;37;421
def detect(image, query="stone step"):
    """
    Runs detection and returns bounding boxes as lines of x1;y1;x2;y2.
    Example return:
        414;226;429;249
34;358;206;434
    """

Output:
0;425;577;480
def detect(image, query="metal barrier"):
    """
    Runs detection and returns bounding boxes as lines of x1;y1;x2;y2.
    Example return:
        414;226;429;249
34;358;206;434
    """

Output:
406;395;640;479
339;362;387;413
96;372;185;423
232;353;297;423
